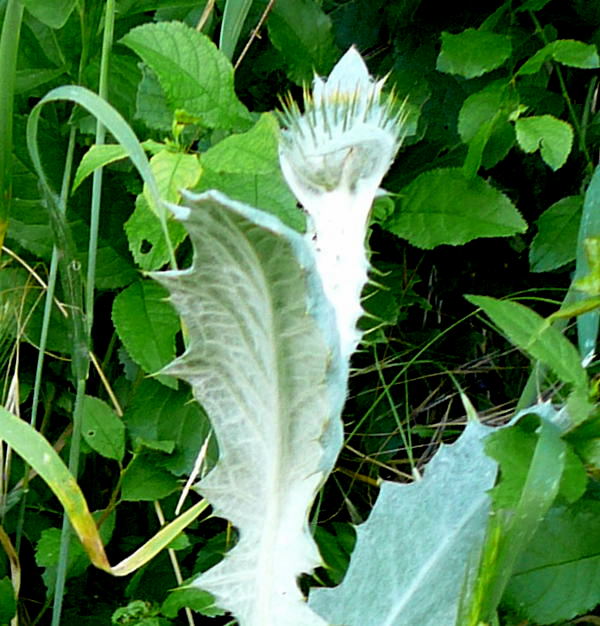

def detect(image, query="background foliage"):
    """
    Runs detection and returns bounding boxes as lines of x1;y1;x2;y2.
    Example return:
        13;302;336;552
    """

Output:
1;0;600;624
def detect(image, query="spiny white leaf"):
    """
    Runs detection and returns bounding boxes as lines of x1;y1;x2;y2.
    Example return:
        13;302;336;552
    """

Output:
152;190;346;626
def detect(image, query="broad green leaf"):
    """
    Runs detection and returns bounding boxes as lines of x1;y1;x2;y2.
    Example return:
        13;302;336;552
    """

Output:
162;587;225;618
466;295;587;388
136;66;173;131
529;195;582;272
515;115;573;170
198;114;304;230
310;421;497;625
147;149;202;207
220;0;254;60
80;395;126;462
485;420;585;510
124;378;215;476
121;453;180;501
0;577;16;622
21;0;76;29
202;114;281;175
112;280;180;388
518;39;600;75
383;167;526;248
151;190;345;626
125;194;187;271
36;513;115;595
73;144;129;192
120;21;252;130
503;498;600;624
268;0;339;84
15;68;66;95
436;29;512;79
458;83;518;175
0;406;209;576
94;244;138;290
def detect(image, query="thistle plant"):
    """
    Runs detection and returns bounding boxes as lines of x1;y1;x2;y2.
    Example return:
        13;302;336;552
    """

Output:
279;46;406;361
130;48;406;626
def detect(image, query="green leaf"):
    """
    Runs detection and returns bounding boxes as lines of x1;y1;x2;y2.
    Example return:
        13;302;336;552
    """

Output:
575;163;600;360
112;280;180;388
125;194;187;271
0;577;16;622
515;115;573;170
15;67;66;95
136;66;173;131
121;453;180;501
198;114;304;230
436;29;512;79
310;421;497;625
162;587;225;618
478;412;566;618
529;195;582;272
267;0;339;85
80;395;126;462
485;420;585;510
21;0;77;29
466;295;587;388
383;167;526;248
458;83;518;175
120;21;252;130
151;190;345;625
146;149;202;206
36;512;115;595
503;498;600;624
518;39;600;75
73;144;129;192
124;379;215;476
202;113;280;175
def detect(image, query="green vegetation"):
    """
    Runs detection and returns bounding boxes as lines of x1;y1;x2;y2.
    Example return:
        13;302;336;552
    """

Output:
1;0;600;624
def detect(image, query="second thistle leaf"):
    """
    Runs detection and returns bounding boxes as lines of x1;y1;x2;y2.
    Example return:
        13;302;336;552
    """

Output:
310;421;497;625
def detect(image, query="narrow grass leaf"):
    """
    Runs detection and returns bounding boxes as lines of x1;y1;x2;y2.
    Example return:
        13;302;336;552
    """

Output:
481;414;566;616
0;406;209;577
466;295;587;388
575;162;600;360
220;0;254;60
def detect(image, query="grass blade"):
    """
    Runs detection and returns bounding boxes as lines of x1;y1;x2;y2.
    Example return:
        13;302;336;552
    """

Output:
220;0;254;60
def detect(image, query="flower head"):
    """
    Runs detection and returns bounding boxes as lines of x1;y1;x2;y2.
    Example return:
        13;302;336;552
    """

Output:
278;47;406;361
279;47;404;205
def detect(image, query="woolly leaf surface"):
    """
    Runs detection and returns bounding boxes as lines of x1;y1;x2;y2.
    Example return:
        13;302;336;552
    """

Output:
152;190;345;626
310;421;497;625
